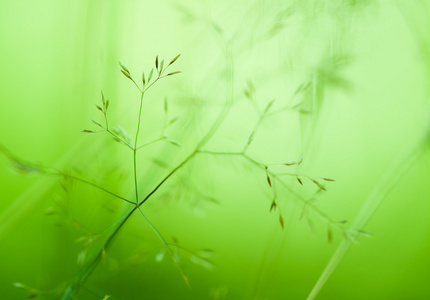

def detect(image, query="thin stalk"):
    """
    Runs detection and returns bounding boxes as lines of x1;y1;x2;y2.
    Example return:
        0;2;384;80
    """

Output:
132;70;165;204
44;169;135;205
105;129;134;150
133;92;145;204
242;108;267;153
137;207;168;246
139;151;196;206
102;101;134;150
197;150;242;156
136;207;182;267
130;78;143;93
136;137;163;150
61;44;232;297
138;207;189;286
61;207;137;300
0;144;134;206
134;93;145;150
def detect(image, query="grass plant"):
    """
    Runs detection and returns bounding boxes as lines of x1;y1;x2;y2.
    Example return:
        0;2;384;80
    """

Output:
0;49;349;299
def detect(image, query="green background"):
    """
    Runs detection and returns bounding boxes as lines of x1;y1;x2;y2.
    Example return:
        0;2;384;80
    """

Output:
0;1;429;299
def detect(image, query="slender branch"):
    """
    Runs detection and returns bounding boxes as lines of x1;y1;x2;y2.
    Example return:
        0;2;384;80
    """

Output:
138;204;189;286
134;92;145;150
44;170;135;205
137;207;169;246
103;107;109;130
197;150;242;156
136;137;165;150
277;172;313;179
133;92;145;204
242;112;265;154
132;71;171;202
60;206;138;300
139;151;196;206
136;206;186;273
166;243;197;255
105;129;134;150
130;78;143;93
0;145;135;206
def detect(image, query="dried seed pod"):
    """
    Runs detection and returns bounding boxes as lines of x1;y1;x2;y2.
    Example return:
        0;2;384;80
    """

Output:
119;62;130;74
270;200;277;212
167;71;181;76
266;174;272;187
169;54;181;65
121;70;132;80
148;69;154;82
279;214;284;229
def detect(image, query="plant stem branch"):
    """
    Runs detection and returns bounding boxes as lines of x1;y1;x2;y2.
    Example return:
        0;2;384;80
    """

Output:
139;151;196;206
136;137;165;150
51;171;135;205
133;92;145;204
137;207;168;246
105;129;134;150
60;207;137;300
64;47;232;297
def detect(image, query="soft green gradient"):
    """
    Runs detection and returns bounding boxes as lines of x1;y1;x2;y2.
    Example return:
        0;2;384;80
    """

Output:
0;1;429;299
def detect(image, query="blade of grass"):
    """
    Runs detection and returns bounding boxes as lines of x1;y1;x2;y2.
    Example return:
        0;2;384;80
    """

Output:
306;141;424;300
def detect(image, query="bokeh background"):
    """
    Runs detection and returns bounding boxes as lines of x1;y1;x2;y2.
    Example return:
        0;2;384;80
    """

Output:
1;1;429;299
